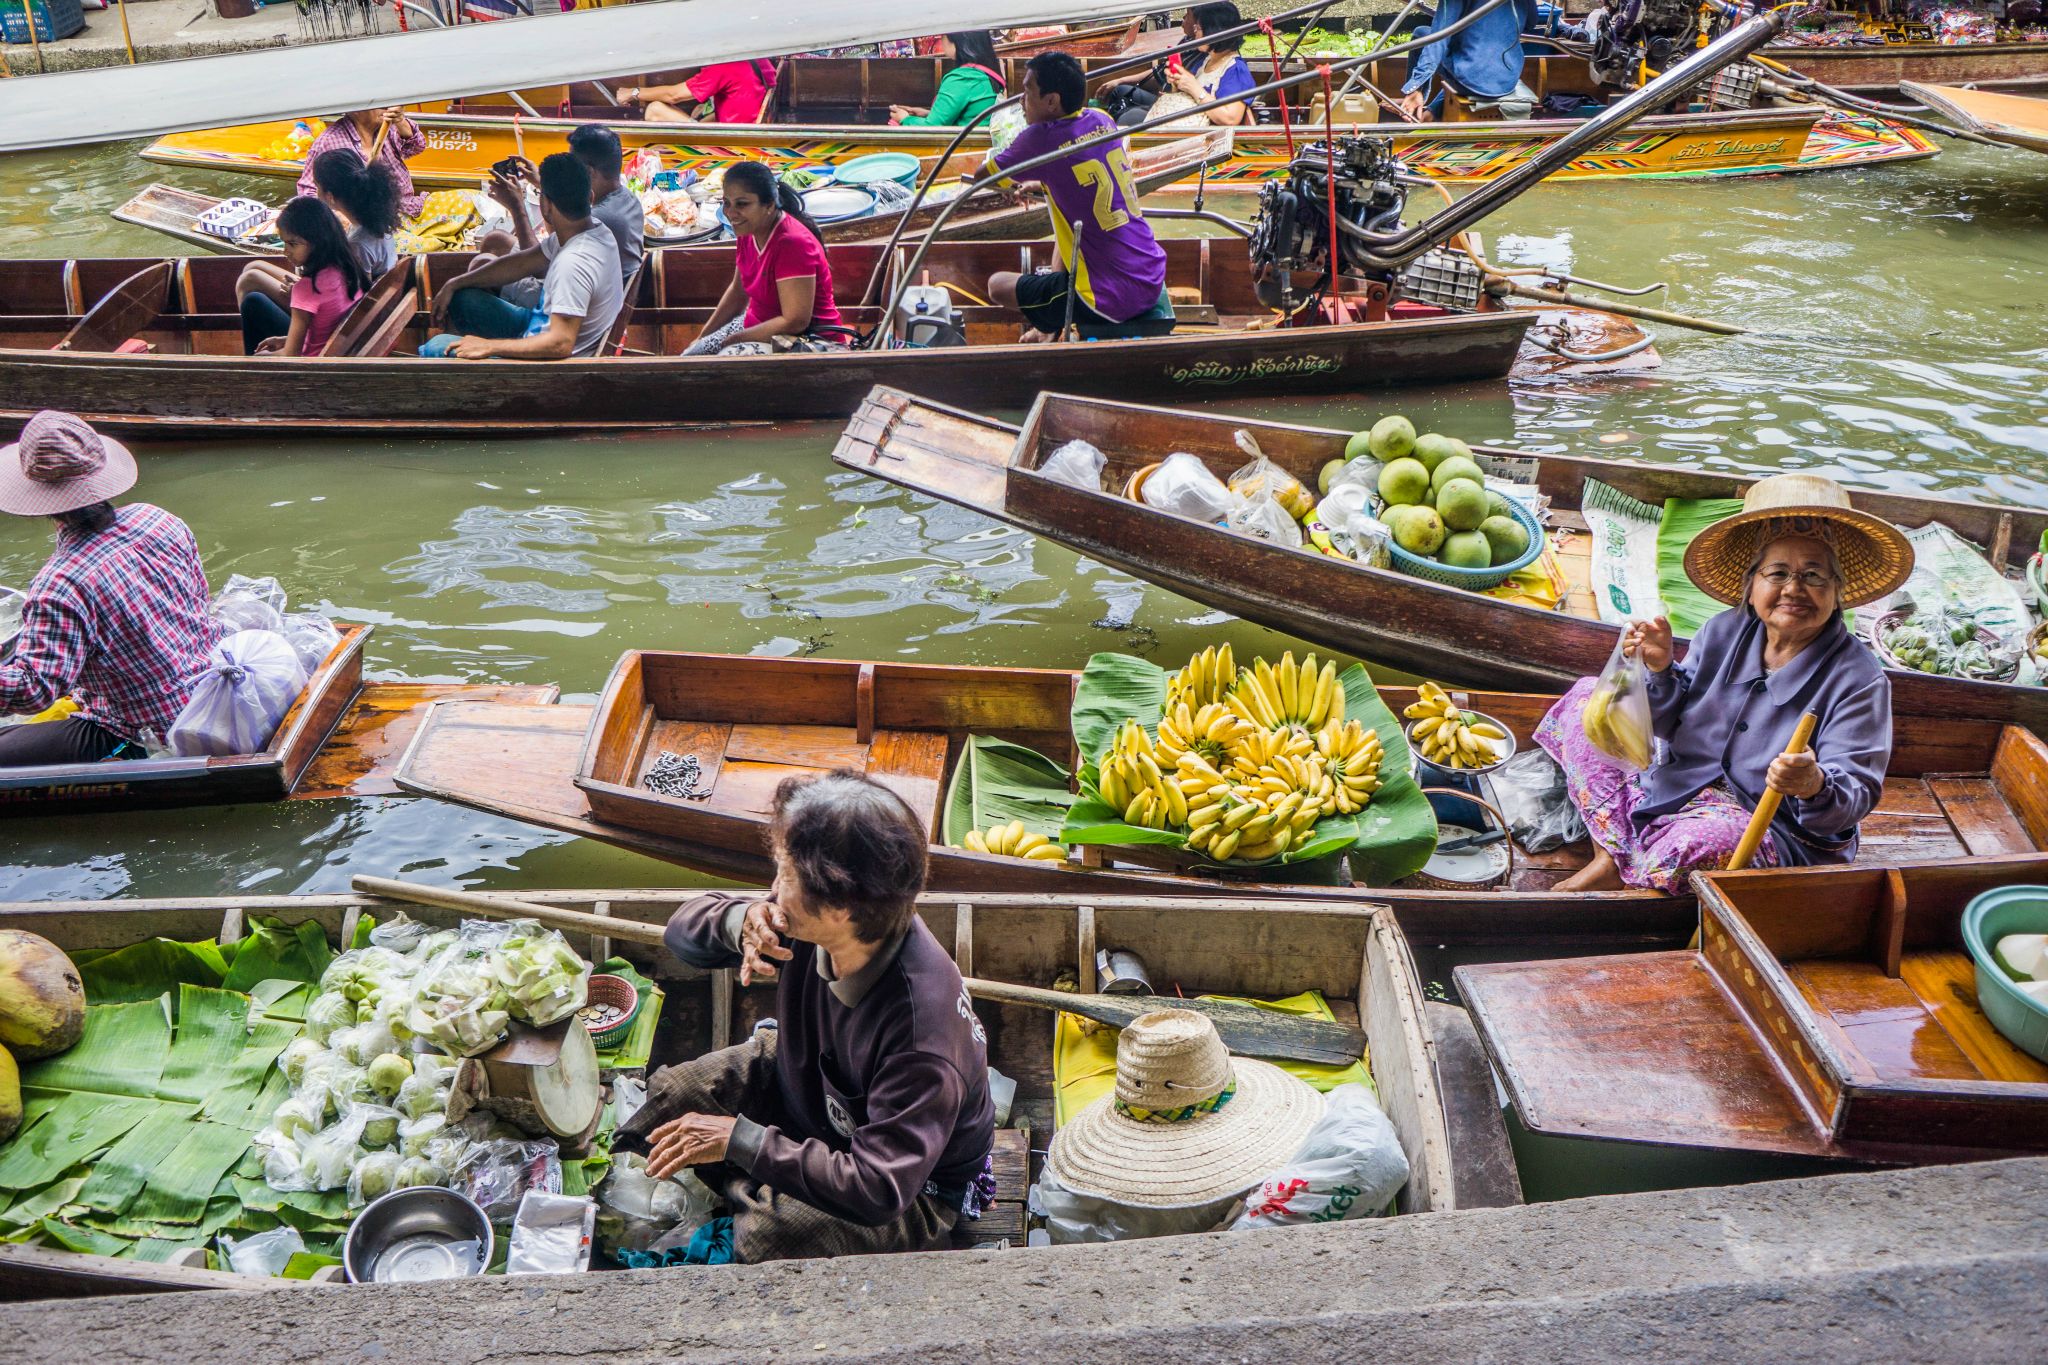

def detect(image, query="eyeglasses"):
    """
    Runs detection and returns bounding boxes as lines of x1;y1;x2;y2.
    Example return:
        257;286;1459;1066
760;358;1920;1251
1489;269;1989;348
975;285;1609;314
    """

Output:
1756;569;1836;590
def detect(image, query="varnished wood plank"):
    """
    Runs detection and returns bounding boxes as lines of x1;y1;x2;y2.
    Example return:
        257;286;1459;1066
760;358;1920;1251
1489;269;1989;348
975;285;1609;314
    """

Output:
866;729;950;834
1789;958;1981;1082
634;719;732;793
1927;777;2036;857
1899;950;2048;1085
724;723;868;771
290;682;560;799
1993;727;2048;847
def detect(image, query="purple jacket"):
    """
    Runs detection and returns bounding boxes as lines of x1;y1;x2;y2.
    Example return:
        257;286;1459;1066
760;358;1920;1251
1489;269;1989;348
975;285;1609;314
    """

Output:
1640;607;1890;864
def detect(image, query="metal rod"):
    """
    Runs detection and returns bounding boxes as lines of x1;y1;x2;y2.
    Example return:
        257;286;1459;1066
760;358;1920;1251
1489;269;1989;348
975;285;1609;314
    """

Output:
508;89;543;119
1499;279;1745;335
1145;206;1253;238
114;0;136;64
1531;330;1658;363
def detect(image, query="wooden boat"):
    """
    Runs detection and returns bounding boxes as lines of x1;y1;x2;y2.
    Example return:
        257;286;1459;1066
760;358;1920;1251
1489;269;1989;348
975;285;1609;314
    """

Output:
390;650;2048;953
835;388;2048;739
110;131;1230;258
0;240;1577;438
1902;81;2048;156
0;886;1517;1296
1456;852;2048;1165
1;624;556;816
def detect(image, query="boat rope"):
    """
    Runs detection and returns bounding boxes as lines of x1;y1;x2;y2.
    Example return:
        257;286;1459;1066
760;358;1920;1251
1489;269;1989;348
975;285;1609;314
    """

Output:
1260;19;1298;161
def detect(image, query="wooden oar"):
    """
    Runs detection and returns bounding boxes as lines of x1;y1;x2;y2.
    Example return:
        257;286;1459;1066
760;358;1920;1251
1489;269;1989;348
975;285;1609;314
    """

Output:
350;876;1364;1066
1688;711;1817;948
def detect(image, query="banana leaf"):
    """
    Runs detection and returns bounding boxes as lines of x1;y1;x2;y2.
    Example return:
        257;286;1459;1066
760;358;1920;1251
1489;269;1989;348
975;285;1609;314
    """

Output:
282;1251;343;1278
939;734;1075;847
0;1094;157;1190
0;1171;89;1231
1333;659;1438;886
76;939;229;1004
221;918;332;992
158;986;251;1105
593;957;663;1073
21;997;172;1100
1070;650;1167;760
76;1106;204;1215
130;1236;211;1264
37;1217;130;1257
145;1121;257;1225
199;1017;299;1124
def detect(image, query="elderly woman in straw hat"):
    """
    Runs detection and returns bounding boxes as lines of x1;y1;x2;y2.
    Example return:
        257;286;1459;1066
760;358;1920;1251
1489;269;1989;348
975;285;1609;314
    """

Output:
1537;474;1915;894
0;411;223;767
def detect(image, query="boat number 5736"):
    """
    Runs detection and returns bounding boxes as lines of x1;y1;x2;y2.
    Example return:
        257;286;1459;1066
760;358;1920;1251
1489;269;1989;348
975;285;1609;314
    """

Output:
426;130;478;152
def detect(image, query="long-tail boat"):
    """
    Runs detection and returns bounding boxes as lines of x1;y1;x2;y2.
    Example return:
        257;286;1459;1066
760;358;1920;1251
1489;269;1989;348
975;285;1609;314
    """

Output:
0;240;1623;438
834;388;2048;739
1902;81;2048;156
2;624;556;816
0;886;1516;1295
388;650;2048;953
1457;852;2048;1166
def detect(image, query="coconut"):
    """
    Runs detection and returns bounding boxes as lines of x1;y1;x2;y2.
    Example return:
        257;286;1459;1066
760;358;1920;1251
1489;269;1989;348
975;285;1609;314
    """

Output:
0;930;86;1061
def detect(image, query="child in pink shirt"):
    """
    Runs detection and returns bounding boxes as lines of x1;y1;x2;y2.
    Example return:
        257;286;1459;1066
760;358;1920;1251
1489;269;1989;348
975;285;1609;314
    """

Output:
240;197;367;356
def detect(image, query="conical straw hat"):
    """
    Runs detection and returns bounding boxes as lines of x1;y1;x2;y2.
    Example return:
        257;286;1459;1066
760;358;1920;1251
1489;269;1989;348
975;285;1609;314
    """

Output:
1047;1008;1324;1208
1682;473;1914;608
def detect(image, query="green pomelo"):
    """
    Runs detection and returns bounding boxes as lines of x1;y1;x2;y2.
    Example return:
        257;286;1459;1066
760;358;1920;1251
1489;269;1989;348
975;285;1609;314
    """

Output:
1367;414;1416;461
0;930;85;1061
1436;480;1490;533
1412;433;1470;474
1441;530;1493;569
1343;429;1377;461
1392;506;1446;557
1319;458;1350;495
1430;455;1485;498
1486;490;1515;522
1479;514;1532;564
1377;457;1431;507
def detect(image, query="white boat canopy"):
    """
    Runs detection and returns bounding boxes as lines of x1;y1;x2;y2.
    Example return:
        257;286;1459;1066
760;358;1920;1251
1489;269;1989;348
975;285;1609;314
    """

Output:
0;0;1153;153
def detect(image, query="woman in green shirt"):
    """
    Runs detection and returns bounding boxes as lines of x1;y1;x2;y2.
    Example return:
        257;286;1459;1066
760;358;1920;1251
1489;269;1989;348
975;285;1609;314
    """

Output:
889;32;1006;127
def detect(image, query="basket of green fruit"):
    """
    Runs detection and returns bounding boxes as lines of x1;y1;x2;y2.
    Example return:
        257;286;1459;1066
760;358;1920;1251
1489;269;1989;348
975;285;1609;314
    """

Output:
1356;416;1542;591
1874;605;2022;683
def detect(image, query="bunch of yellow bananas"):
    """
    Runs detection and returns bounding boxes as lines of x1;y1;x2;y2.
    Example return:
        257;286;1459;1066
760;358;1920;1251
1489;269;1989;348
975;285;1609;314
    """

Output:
1581;666;1654;768
961;819;1067;861
1316;720;1385;814
1164;643;1236;712
1096;718;1187;831
1226;651;1346;730
1404;682;1509;770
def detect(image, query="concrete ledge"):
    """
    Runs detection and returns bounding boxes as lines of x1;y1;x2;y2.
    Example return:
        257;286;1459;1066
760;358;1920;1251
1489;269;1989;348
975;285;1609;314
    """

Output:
6;1157;2045;1360
4;3;336;75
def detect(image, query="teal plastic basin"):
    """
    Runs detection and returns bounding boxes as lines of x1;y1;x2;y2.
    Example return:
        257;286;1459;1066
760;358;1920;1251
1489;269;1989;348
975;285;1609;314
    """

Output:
835;152;921;188
1961;884;2048;1063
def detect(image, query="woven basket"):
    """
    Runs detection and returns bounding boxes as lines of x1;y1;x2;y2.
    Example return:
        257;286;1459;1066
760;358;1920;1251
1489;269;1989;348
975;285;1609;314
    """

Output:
580;974;642;1050
1386;495;1544;592
1873;609;2022;684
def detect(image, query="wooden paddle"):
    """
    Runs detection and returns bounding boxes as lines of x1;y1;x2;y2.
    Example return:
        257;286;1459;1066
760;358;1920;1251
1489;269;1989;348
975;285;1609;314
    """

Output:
350;876;1365;1066
1688;711;1817;948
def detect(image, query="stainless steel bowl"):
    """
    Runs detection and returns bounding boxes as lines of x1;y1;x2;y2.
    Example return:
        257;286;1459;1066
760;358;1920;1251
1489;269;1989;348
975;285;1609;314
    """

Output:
343;1187;493;1284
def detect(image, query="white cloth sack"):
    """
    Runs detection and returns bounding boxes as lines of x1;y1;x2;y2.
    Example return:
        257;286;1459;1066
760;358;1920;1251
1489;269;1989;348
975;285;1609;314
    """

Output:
1228;1083;1409;1229
168;629;308;757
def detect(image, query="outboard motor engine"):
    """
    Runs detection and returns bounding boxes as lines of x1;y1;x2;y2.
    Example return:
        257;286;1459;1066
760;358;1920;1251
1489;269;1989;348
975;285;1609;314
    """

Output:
1584;0;1706;88
1247;137;1408;313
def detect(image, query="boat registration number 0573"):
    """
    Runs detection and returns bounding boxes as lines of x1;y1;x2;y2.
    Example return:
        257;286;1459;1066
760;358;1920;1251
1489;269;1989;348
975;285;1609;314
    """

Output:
426;130;478;152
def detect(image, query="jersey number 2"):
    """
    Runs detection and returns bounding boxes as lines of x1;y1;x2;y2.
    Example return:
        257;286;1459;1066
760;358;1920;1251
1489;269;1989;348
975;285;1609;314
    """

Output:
1072;149;1143;231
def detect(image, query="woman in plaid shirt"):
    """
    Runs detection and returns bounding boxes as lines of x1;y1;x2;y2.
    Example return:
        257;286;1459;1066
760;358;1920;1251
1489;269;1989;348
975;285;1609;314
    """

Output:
0;412;222;766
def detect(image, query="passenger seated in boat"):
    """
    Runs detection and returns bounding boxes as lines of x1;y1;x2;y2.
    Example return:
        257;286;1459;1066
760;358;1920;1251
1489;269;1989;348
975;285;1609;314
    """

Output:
1398;0;1539;123
889;32;1006;127
474;126;643;293
1102;4;1258;129
295;108;426;218
238;197;368;357
1541;475;1914;893
972;52;1175;343
614;771;996;1263
235;149;401;322
421;153;623;361
0;412;222;767
620;59;778;125
680;162;851;356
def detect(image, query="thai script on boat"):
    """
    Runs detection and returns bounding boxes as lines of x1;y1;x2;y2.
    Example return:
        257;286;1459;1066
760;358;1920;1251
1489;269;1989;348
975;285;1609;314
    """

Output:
1673;137;1789;162
1167;353;1343;387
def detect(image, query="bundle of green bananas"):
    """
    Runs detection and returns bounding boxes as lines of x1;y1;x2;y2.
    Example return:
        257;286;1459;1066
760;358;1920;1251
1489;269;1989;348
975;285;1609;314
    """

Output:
1404;681;1509;770
1581;666;1654;768
961;819;1067;861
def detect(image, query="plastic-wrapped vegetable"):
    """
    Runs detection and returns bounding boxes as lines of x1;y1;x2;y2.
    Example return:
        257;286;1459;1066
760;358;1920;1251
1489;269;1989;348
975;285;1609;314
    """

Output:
359;1105;402;1150
332;1019;401;1068
366;1052;413;1097
270;1095;324;1142
367;913;433;954
395;1070;448;1120
350;1150;406;1205
297;1111;369;1192
304;992;357;1045
395;1156;446;1190
279;1038;325;1088
297;1053;372;1119
399;1113;449;1155
488;924;591;1027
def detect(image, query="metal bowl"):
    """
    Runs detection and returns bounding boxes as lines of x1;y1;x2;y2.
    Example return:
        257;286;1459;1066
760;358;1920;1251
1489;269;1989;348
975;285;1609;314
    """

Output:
343;1187;493;1284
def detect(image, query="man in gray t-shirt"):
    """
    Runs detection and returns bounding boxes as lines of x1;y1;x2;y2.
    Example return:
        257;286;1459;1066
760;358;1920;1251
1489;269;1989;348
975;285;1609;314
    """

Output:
537;218;624;357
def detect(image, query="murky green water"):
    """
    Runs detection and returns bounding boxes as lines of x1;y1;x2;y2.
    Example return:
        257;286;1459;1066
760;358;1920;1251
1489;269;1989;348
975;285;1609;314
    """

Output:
4;137;2046;904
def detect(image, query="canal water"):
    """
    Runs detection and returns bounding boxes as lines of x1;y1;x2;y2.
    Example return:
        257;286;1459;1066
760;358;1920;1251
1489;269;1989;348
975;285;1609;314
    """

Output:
3;134;2045;1196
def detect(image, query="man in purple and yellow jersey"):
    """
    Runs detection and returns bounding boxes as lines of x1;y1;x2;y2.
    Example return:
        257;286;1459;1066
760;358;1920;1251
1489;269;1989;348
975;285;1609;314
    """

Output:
972;52;1175;342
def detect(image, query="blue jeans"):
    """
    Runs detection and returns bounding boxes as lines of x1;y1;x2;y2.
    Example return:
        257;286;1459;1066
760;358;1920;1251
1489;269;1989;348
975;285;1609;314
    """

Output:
421;287;535;357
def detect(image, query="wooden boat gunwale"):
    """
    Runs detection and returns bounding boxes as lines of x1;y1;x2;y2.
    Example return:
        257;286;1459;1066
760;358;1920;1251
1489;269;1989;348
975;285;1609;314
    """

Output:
1900;80;2048;155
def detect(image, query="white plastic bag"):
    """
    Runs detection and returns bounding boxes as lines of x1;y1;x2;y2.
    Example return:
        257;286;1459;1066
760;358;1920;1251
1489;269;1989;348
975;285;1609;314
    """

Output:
1140;452;1236;523
594;1151;717;1258
1226;493;1304;549
1229;1084;1408;1229
168;629;307;757
1340;511;1393;570
1581;630;1656;770
281;612;342;674
1031;1166;1241;1244
1040;440;1108;492
508;1191;596;1274
1493;749;1586;853
218;1225;305;1277
211;573;289;633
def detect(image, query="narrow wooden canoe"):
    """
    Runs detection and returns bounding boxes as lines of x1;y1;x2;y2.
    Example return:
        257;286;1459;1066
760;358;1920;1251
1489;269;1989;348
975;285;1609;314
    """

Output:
1;624;557;816
0;241;1560;437
390;650;2048;952
1902;81;2048;156
834;388;2048;738
111;131;1230;258
0;887;1515;1296
1457;851;2048;1166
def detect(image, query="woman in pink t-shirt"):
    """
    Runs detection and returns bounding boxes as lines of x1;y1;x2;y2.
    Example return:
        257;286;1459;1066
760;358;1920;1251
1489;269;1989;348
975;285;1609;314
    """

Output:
239;197;367;357
682;162;848;357
621;59;777;125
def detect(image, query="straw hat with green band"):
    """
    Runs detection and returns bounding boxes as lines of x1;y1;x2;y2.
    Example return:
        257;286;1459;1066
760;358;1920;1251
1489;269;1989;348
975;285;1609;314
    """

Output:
1047;1008;1324;1207
1683;473;1915;609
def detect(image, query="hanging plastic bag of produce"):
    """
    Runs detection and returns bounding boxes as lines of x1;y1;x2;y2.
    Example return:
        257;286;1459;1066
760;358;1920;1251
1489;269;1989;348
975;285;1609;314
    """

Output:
1226;493;1305;550
1581;630;1656;770
1040;439;1108;492
210;573;289;633
1229;1084;1409;1229
1140;452;1237;523
281;612;343;674
167;629;308;757
1226;438;1313;521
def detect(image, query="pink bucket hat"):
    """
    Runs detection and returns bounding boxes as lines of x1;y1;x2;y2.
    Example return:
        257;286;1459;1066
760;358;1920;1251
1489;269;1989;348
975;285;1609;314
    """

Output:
0;411;138;516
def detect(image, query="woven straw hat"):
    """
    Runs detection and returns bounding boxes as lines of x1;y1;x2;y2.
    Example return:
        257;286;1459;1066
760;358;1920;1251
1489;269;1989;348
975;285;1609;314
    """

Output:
1047;1009;1324;1208
0;411;138;517
1682;473;1913;609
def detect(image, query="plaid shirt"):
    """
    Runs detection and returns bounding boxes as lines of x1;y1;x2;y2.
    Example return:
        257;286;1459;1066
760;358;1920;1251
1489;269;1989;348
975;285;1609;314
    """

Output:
1;505;223;744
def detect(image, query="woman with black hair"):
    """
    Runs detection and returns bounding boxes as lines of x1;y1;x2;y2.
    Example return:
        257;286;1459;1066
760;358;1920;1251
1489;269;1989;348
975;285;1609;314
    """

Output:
681;162;848;356
889;32;1006;127
239;197;368;357
1107;4;1258;128
310;148;402;276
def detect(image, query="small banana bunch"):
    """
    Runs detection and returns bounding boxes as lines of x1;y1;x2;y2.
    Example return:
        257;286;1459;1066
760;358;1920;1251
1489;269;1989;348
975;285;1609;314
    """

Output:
962;819;1067;861
1096;719;1187;831
1316;720;1385;814
1156;699;1257;772
1180;783;1323;864
1227;651;1346;730
1165;643;1237;712
1404;682;1509;770
1581;666;1654;768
